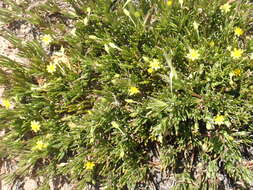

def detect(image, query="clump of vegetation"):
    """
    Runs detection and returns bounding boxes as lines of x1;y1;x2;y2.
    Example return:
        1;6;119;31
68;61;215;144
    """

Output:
0;0;253;189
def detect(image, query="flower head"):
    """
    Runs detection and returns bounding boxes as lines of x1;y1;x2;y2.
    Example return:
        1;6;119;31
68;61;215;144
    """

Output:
47;63;56;73
167;0;173;6
31;120;41;133
147;68;153;74
214;115;225;125
134;11;141;17
210;41;215;47
32;140;48;151
2;99;11;109
149;59;160;70
85;161;95;170
186;49;200;61
234;27;244;36
232;68;241;76
41;34;53;45
129;86;140;96
231;48;244;59
220;3;231;13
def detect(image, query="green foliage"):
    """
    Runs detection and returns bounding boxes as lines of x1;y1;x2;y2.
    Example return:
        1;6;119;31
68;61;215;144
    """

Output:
0;0;253;189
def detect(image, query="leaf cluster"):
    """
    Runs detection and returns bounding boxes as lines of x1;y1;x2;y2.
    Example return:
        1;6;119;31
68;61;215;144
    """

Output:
0;0;253;189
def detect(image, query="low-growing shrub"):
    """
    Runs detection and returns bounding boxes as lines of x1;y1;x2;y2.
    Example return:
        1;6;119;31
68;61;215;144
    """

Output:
0;0;253;189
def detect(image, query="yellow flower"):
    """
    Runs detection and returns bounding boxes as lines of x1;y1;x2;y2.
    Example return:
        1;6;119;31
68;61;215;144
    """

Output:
147;68;153;74
231;48;244;59
47;63;56;73
31;120;41;133
214;115;225;125
167;0;173;6
85;161;95;170
220;3;231;13
149;59;160;70
134;11;141;17
129;86;140;96
234;27;244;36
210;41;215;47
232;68;241;76
186;49;200;61
32;140;48;151
41;34;53;45
2;99;11;109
